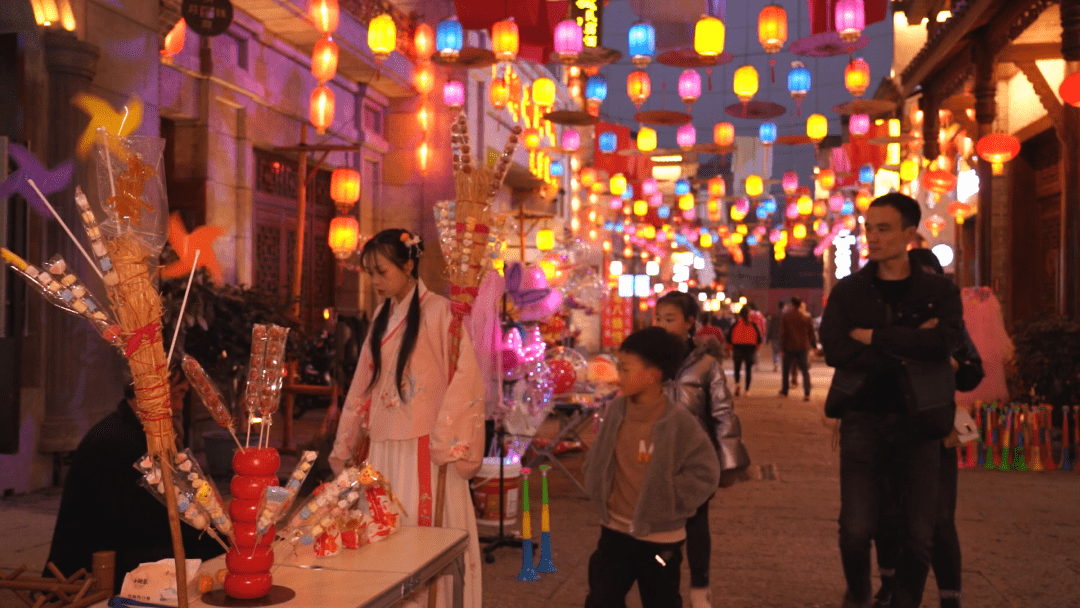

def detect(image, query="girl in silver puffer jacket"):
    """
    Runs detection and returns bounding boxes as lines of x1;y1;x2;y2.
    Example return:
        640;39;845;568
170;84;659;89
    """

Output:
655;291;752;608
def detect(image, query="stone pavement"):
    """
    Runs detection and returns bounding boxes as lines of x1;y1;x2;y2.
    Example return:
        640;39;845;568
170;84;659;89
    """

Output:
3;362;1079;608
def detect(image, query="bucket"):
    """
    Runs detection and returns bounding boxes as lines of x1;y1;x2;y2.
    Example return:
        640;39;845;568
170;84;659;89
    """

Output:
471;457;521;526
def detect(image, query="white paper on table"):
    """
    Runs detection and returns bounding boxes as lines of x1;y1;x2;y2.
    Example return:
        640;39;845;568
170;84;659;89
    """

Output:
118;558;202;607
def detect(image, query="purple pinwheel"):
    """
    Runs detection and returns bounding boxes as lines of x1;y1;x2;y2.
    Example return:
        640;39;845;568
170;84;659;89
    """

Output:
0;142;73;216
504;262;551;308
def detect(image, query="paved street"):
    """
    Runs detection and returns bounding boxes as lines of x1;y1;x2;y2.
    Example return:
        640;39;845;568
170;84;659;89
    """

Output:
2;362;1079;607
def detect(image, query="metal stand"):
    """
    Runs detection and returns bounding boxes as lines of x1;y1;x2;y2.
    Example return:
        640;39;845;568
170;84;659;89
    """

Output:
479;424;523;563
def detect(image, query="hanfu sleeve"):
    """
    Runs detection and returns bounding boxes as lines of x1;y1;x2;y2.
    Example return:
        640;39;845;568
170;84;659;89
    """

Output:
329;335;375;475
429;321;486;479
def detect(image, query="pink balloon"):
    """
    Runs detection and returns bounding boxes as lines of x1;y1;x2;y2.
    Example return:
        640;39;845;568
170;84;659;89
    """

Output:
522;266;549;290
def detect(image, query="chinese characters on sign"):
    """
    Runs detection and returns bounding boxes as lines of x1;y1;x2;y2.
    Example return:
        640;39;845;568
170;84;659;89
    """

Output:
182;0;234;36
570;0;603;48
601;289;634;348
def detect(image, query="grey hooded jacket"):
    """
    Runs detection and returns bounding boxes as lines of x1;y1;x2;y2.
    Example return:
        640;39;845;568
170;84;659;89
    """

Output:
583;395;721;538
667;338;751;474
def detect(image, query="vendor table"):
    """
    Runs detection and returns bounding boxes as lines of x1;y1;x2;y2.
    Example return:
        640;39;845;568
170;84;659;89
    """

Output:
96;527;468;608
526;397;607;498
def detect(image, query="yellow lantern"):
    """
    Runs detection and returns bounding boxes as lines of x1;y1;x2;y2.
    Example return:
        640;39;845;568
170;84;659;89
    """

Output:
813;200;827;217
633;199;648;216
367;14;396;62
796;194;813;215
700;232;714;248
694;15;725;58
310;85;335;134
492;18;519;62
792;223;807;239
745;174;763;197
806;113;828;142
713;122;735;146
844;57;871;97
312;36;339;83
899;158;919;182
330;167;360;212
309;0;339;35
855;189;873;212
678;193;695;210
817;168;836;190
533;77;556;108
733;65;759;103
490;77;510;109
328;216;360;258
627;70;651;108
412;61;434;95
535;228;555;251
637;127;657;152
580;168;598;188
610;173;627;196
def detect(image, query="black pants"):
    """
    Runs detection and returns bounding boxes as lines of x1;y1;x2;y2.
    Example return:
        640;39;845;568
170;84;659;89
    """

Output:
876;442;962;596
685;496;711;588
731;346;756;389
839;411;940;608
584;526;684;608
781;350;811;396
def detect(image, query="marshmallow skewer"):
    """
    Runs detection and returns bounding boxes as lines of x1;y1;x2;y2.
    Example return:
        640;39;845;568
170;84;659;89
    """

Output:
74;186;120;289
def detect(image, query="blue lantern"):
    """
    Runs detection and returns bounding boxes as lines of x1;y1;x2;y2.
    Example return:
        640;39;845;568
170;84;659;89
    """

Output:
747;234;759;246
627;21;656;67
604;220;614;230
760;195;777;214
841;199;856;215
658;205;671;219
675;178;691;195
756;205;770;220
787;64;811;97
436;17;463;58
598;131;617;153
759;122;777;146
622;184;634;199
549;160;565;177
614;222;625;233
858;163;874;185
585;75;608;103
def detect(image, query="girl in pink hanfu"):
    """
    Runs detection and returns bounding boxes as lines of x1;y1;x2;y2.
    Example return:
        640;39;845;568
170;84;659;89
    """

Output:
330;229;485;608
957;287;1013;408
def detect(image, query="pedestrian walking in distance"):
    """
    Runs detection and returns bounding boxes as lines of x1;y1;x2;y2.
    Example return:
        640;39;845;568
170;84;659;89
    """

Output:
779;296;817;401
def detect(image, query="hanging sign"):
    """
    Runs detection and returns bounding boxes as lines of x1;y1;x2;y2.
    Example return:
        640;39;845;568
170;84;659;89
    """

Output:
570;0;603;48
182;0;234;36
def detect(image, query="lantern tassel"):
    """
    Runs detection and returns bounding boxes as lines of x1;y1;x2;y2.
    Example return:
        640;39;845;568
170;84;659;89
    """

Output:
796;99;802;117
770;59;776;84
706;67;713;92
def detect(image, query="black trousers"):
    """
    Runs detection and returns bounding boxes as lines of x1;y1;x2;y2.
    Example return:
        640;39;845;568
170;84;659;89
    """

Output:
876;442;962;595
731;345;756;389
584;526;684;608
685;496;711;588
781;350;811;396
839;411;940;608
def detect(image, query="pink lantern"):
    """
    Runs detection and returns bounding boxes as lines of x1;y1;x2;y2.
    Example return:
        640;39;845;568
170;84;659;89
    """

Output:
678;69;702;105
682;208;696;221
785;201;800;219
649;192;663;207
561;129;581;152
443;80;465;109
849;113;870;136
835;0;865;43
553;19;583;63
828;193;845;213
609;197;623;210
769;228;783;243
782;171;799;194
642;177;658;196
676;123;696;149
733;197;750;216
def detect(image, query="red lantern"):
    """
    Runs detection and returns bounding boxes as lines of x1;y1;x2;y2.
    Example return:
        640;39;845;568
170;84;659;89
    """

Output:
713;122;735;147
947;201;973;224
308;0;339;35
414;23;435;61
922;169;957;197
310;85;335;134
817;168;836;191
417;102;432;133
330;167;360;212
708;176;726;198
162;20;185;61
412;62;434;95
416;140;430;173
925;215;946;237
757;4;787;54
311;36;339;83
845;57;871;97
975;133;1021;175
492;18;519;62
627;71;651;109
489;77;509;109
328;216;360;259
1060;72;1080;107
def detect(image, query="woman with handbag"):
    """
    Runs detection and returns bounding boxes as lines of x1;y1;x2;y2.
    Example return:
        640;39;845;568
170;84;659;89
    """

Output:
872;249;984;608
655;291;751;608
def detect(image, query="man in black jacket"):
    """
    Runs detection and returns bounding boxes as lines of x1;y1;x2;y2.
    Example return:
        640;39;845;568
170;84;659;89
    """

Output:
819;193;963;608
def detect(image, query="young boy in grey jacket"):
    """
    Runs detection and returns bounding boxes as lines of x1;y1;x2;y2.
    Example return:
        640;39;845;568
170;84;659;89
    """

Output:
583;327;722;608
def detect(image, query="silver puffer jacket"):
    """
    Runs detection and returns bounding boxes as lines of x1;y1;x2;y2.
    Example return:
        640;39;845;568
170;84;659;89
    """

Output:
666;337;751;474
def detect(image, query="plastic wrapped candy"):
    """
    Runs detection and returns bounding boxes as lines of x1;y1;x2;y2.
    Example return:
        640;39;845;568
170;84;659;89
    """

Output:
244;324;270;419
181;354;241;448
134;454;228;550
254;450;316;537
280;467;363;547
355;464;404;544
340;510;372;550
93;128;168;260
257;324;290;418
174;450;233;542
